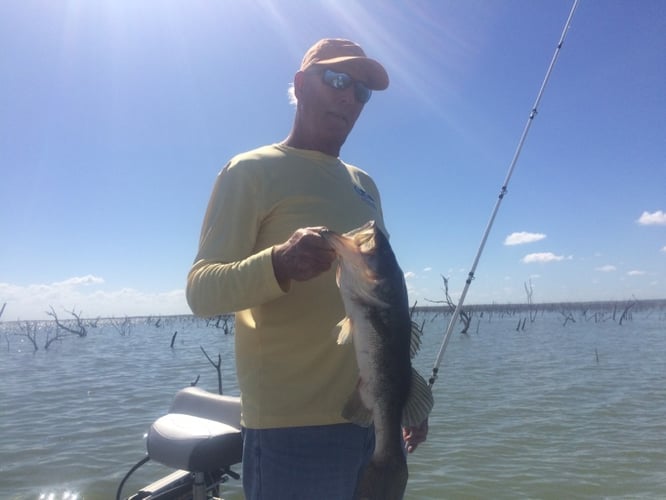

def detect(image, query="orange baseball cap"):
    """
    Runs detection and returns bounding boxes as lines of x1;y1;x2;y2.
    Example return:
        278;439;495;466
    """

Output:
300;38;389;90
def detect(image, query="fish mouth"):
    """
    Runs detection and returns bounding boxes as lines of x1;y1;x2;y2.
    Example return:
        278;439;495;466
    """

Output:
321;221;380;256
320;229;367;264
319;228;350;251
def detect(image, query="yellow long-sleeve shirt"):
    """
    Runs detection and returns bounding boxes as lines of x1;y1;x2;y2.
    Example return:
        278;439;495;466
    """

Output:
186;144;386;429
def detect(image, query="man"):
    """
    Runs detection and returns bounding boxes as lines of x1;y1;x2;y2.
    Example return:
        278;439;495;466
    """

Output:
187;38;427;500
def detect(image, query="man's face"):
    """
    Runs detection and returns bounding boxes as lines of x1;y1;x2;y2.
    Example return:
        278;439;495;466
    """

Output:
295;67;366;151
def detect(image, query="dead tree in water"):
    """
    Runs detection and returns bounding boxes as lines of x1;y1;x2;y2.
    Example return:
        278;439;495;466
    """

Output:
428;275;473;334
201;346;223;395
618;299;637;325
206;314;235;334
516;317;527;331
17;321;40;352
561;310;576;327
47;306;88;337
110;316;132;336
524;279;538;324
41;307;88;349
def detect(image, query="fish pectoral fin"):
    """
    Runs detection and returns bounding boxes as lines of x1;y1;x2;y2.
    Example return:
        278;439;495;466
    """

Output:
342;387;373;427
401;368;434;428
335;262;342;287
335;317;354;345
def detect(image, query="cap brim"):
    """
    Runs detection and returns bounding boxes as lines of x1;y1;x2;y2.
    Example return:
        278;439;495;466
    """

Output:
311;56;389;91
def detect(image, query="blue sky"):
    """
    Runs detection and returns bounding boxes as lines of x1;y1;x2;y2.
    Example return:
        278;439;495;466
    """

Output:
1;0;664;321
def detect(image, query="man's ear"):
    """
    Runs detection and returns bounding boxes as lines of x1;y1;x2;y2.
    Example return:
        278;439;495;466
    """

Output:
293;71;306;100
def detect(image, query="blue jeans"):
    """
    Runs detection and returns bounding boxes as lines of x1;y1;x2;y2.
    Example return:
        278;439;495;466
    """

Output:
242;423;375;500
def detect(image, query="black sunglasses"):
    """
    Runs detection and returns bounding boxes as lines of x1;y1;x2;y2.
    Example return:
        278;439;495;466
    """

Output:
321;69;372;104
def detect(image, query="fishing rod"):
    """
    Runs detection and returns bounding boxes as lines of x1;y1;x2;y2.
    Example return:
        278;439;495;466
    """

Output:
428;0;580;388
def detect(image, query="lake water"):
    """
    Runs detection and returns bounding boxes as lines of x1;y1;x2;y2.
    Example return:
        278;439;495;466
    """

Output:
1;303;665;499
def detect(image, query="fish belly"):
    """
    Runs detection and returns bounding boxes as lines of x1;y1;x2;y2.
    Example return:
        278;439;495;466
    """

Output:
349;307;411;500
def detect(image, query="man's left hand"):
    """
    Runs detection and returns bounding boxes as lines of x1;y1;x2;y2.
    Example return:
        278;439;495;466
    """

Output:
402;419;428;453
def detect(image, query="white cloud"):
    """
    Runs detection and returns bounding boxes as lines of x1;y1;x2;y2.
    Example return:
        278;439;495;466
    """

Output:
52;275;105;287
404;271;416;279
522;252;565;264
661;246;666;253
595;265;617;272
637;210;666;225
627;270;646;276
504;231;547;246
0;276;189;321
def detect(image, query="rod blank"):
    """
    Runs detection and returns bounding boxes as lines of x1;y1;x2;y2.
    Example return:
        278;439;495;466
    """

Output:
429;0;580;388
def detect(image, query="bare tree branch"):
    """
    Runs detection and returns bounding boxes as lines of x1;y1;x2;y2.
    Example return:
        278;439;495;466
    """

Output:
46;306;87;337
200;346;223;395
524;279;538;323
17;321;40;352
214;314;235;335
428;275;473;334
110;316;132;336
618;298;637;326
561;310;576;327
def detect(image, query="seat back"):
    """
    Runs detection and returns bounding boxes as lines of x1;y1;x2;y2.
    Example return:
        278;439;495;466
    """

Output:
169;387;241;428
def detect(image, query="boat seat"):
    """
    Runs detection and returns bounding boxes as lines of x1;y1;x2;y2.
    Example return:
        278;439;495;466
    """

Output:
147;387;243;472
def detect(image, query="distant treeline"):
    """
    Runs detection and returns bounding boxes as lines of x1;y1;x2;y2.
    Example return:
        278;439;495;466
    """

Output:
413;298;666;315
1;299;665;326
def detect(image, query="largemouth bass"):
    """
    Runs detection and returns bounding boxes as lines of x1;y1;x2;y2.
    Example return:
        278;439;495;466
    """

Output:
321;221;434;500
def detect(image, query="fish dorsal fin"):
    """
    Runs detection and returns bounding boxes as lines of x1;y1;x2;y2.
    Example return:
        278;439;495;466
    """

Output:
401;368;434;428
335;317;354;345
409;320;423;359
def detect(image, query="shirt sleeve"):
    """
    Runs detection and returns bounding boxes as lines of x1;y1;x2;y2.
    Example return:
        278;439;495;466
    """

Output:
186;161;286;317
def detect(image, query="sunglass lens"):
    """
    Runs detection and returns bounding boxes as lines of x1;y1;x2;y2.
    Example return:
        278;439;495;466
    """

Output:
324;70;352;90
354;83;372;104
323;69;372;104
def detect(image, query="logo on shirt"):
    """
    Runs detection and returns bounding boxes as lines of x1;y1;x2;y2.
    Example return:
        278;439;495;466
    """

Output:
353;184;377;210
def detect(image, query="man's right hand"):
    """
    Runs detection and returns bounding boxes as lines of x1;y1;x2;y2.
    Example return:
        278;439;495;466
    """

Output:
271;227;336;291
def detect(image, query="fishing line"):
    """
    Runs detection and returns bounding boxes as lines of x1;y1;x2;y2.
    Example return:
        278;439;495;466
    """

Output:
428;0;580;388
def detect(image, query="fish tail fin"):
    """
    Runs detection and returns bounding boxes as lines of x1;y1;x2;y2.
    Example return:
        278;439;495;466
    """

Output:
342;385;373;427
401;368;434;428
355;455;408;500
